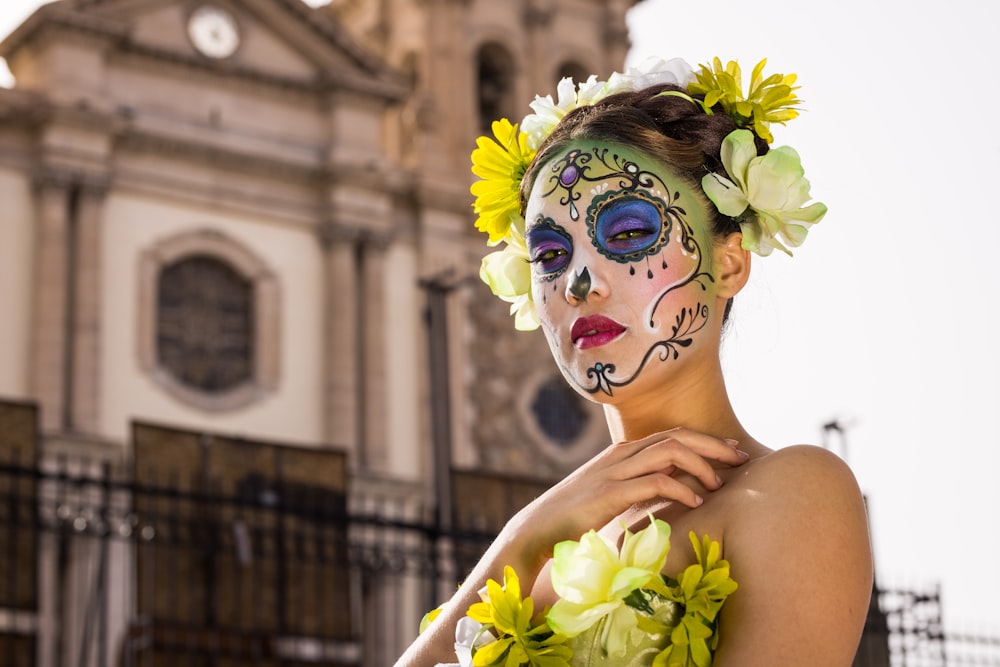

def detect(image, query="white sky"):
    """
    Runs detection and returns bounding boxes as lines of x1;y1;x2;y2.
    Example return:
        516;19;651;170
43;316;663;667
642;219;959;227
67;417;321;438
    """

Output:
2;0;998;635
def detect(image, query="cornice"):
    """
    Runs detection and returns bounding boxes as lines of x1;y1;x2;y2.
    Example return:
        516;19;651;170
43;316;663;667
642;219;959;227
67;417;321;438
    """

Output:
0;4;130;59
119;40;409;102
269;0;394;76
32;164;110;196
116;126;414;198
0;87;51;125
1;2;410;103
117;129;322;183
317;219;406;251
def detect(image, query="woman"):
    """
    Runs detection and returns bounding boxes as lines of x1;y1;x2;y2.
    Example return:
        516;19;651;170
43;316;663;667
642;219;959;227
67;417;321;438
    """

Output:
397;57;872;666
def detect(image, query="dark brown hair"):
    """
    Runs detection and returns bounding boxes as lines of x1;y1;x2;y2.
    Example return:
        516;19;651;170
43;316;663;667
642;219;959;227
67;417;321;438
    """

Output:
519;83;769;241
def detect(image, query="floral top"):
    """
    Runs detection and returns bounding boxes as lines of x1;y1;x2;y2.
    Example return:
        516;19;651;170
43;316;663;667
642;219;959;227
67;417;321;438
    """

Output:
423;516;737;667
564;594;681;666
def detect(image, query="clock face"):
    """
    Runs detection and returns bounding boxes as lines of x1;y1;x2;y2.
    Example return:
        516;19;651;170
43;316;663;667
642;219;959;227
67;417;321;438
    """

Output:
187;5;240;59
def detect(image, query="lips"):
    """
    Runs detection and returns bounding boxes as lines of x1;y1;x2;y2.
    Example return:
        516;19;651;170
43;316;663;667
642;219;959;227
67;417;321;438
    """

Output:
571;315;626;350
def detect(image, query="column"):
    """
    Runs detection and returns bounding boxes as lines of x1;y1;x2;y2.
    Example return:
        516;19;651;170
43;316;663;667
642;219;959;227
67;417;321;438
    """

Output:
69;182;106;435
359;232;390;473
601;0;631;73
523;0;554;95
30;179;71;434
319;223;360;455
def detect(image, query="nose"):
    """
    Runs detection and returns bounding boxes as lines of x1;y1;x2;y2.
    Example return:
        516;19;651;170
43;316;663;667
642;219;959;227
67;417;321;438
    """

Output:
564;263;609;304
567;267;591;301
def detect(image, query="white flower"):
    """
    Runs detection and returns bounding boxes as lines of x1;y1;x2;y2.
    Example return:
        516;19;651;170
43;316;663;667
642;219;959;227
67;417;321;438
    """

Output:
522;76;580;150
520;58;695;151
479;226;539;331
702;129;827;256
454;616;493;667
546;516;672;656
617;56;695;92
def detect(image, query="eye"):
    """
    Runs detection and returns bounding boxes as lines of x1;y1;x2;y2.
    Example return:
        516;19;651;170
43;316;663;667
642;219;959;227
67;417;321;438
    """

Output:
526;227;572;275
595;198;662;256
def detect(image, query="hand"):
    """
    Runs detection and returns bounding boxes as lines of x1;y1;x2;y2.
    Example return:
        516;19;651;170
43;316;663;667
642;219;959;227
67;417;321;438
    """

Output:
392;428;749;666
501;427;750;575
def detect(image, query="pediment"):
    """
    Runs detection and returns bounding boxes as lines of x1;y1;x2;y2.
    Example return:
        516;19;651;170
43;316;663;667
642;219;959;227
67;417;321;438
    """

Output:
1;0;407;99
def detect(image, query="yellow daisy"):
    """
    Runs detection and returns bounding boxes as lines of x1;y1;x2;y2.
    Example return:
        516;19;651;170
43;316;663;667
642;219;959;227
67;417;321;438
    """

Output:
471;119;536;244
688;57;800;144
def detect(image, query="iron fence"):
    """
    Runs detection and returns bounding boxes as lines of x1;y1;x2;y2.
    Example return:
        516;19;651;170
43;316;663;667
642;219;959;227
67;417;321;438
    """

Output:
1;448;470;667
2;406;999;665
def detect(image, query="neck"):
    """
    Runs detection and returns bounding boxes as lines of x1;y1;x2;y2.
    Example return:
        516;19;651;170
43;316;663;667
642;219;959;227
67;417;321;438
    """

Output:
601;357;754;446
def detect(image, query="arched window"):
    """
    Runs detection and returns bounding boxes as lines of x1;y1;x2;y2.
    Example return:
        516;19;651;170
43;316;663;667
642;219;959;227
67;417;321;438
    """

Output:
556;61;590;87
139;229;280;411
476;43;515;134
157;255;254;393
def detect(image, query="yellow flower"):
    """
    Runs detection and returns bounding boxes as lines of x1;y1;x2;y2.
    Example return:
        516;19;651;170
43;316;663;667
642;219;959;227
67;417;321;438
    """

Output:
688;57;800;144
471;119;536;244
467;566;572;667
419;603;444;634
654;533;738;667
547;516;672;656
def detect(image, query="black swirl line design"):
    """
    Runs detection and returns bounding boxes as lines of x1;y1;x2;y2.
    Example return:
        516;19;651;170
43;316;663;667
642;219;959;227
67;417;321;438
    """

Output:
573;303;711;396
541;147;667;221
644;204;714;328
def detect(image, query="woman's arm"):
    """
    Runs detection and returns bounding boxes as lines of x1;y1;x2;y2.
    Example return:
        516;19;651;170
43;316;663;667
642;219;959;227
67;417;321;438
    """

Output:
394;428;750;666
714;445;873;666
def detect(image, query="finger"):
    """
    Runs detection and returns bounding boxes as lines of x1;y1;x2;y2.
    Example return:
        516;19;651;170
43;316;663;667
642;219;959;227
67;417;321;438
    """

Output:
610;473;704;509
614;438;722;491
650;427;750;466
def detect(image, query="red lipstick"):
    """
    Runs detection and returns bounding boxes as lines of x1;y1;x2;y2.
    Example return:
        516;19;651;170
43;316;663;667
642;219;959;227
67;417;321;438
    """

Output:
571;315;626;350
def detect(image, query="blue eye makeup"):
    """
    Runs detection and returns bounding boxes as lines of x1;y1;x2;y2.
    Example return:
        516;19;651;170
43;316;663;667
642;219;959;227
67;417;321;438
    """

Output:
587;191;670;262
526;221;572;277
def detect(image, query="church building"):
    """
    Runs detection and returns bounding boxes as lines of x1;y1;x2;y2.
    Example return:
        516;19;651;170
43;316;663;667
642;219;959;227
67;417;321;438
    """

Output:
0;1;635;664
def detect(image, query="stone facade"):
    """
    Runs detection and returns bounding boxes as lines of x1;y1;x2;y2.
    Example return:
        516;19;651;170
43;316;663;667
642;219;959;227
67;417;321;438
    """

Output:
0;1;632;660
0;0;632;486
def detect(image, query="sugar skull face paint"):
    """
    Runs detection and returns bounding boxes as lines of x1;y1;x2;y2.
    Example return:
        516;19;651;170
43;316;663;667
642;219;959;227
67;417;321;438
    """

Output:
525;141;718;398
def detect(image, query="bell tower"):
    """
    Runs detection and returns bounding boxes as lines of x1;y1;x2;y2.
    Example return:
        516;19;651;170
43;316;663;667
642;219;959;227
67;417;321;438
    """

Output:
326;0;636;478
324;0;633;173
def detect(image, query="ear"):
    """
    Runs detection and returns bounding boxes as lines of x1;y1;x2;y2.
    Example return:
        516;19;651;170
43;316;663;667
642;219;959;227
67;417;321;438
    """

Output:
714;232;751;299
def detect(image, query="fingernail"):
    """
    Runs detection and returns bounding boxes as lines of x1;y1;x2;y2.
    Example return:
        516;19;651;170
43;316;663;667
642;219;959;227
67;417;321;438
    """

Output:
736;449;750;459
694;494;704;506
715;474;724;487
725;439;739;447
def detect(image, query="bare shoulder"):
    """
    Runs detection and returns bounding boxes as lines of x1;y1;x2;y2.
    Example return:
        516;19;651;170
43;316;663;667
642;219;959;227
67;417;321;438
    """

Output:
713;445;873;666
735;444;862;502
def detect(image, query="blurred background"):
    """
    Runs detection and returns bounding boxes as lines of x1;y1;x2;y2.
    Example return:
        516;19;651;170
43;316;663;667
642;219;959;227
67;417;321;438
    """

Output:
1;0;997;665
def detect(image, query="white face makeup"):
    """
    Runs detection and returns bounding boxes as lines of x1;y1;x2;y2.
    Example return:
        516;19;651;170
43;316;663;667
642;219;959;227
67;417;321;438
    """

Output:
524;141;720;400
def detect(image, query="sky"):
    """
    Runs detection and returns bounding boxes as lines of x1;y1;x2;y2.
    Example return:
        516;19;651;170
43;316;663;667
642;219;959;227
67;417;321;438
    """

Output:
2;0;998;635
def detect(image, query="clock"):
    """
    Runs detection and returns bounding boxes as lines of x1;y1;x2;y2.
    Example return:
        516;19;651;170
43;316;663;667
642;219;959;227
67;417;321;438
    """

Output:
187;5;240;59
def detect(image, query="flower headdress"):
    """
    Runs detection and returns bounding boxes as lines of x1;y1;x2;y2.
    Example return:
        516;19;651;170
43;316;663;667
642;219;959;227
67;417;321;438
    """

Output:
471;56;827;330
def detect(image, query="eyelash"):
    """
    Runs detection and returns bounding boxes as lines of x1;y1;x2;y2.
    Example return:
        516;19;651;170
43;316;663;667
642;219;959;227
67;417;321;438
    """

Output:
593;198;663;256
528;248;567;263
526;221;573;274
608;229;649;241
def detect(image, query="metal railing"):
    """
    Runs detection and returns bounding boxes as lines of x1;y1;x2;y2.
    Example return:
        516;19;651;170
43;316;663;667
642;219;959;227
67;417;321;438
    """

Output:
2;404;999;666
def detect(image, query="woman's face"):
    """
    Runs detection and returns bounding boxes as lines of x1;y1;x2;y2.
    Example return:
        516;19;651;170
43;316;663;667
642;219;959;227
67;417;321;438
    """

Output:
524;140;722;400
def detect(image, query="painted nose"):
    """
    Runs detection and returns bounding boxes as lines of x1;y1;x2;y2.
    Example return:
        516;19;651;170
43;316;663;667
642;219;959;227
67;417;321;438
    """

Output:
567;266;592;302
